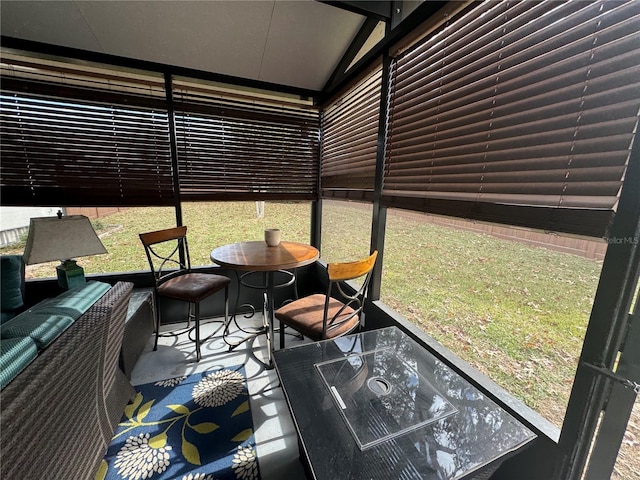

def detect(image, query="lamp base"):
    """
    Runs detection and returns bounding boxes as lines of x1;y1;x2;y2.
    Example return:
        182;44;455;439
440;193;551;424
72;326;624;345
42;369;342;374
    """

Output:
56;259;86;290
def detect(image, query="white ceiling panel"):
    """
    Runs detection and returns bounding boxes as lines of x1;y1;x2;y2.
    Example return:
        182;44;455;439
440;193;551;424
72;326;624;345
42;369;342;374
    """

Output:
0;0;367;91
260;1;364;88
73;1;275;81
0;1;103;51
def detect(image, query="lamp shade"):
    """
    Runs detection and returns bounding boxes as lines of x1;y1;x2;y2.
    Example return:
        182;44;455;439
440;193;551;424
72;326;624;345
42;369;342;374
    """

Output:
23;215;107;265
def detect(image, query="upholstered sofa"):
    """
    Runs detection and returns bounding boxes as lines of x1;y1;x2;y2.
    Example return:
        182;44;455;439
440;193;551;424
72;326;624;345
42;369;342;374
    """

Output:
0;254;25;324
0;280;135;479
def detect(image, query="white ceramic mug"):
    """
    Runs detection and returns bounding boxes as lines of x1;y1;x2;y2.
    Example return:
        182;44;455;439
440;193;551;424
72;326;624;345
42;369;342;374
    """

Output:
264;228;281;247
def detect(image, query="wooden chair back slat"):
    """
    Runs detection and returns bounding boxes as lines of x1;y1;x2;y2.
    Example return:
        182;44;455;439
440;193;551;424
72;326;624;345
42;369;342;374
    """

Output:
139;226;187;247
139;226;191;286
327;251;378;282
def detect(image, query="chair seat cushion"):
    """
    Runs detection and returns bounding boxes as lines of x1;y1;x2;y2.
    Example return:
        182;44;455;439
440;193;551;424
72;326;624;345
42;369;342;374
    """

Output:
275;294;359;341
158;273;230;303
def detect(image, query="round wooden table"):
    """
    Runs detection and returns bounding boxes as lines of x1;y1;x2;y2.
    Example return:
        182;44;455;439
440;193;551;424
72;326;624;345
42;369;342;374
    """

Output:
211;241;319;272
211;241;319;366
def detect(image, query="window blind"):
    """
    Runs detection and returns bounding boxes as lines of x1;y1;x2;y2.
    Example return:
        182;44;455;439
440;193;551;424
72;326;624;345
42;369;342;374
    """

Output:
384;0;640;237
0;57;174;207
321;65;382;201
173;83;320;201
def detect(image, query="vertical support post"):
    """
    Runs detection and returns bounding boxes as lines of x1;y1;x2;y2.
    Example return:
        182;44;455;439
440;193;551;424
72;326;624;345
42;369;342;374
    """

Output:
368;52;392;301
584;300;640;480
557;128;640;479
390;0;404;29
311;110;323;251
164;72;185;266
311;199;322;251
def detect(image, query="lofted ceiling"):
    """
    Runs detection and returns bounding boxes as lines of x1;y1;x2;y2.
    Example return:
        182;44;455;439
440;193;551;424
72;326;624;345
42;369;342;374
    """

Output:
0;0;388;94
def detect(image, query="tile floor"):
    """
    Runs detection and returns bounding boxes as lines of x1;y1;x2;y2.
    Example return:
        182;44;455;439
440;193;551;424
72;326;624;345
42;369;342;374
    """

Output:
129;314;311;480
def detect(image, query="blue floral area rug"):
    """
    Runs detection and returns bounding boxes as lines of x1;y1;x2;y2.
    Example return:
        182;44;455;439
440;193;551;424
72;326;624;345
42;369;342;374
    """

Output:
96;366;261;480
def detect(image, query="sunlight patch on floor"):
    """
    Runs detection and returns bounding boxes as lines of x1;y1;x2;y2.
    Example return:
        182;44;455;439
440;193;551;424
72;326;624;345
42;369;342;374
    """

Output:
130;315;309;480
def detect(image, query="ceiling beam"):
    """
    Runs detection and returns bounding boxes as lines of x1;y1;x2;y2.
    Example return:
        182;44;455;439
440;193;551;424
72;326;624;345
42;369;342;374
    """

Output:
319;1;392;21
320;0;449;101
323;17;382;96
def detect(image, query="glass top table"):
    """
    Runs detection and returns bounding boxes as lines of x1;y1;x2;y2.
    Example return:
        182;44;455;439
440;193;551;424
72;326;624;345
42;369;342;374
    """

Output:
273;326;537;480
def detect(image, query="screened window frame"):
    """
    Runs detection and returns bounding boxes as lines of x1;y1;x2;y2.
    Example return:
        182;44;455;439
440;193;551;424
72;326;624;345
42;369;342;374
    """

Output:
0;59;175;207
382;0;640;238
173;81;321;202
320;62;383;202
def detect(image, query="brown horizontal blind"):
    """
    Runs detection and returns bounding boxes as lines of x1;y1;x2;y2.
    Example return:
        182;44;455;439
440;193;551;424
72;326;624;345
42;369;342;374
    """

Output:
384;0;640;237
321;65;382;201
0;57;173;206
174;85;320;201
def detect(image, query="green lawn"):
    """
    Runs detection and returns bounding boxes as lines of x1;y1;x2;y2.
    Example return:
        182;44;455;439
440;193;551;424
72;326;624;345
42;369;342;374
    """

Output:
381;212;601;426
3;201;603;430
317;202;601;427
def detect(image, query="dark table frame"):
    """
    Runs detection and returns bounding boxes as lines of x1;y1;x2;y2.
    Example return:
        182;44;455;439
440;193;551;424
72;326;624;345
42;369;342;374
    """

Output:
211;241;319;367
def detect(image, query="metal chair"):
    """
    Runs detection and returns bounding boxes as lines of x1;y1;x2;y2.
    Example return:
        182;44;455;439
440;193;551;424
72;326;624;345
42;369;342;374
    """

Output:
139;226;230;361
275;251;378;344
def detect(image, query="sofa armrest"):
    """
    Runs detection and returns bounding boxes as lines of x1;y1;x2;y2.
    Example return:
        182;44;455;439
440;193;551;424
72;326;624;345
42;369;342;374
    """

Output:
0;281;134;480
96;281;135;436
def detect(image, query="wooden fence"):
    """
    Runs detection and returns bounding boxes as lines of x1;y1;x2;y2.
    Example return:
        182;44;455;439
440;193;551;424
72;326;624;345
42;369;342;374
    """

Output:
67;205;608;261
66;207;126;219
410;213;608;261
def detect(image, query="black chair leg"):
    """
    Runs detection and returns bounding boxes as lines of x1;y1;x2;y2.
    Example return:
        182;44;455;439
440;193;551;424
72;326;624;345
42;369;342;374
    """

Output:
224;286;229;331
153;294;161;351
280;320;285;349
195;302;201;362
